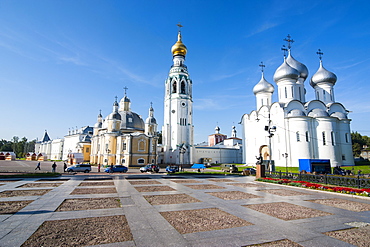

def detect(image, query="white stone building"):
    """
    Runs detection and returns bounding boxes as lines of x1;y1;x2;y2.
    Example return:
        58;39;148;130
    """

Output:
194;126;243;164
241;41;354;168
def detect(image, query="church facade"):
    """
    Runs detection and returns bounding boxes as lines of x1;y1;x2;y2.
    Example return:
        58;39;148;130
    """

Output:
241;39;354;168
162;29;194;165
90;92;158;167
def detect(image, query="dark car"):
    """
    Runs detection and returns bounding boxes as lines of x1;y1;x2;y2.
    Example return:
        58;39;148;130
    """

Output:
104;165;128;173
243;167;256;175
140;164;160;173
166;165;179;173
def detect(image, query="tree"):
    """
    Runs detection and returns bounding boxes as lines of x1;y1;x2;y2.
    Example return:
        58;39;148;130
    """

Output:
351;131;370;157
157;131;162;144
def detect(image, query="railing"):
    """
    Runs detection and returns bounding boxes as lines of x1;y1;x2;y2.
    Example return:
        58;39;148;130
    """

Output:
266;171;370;189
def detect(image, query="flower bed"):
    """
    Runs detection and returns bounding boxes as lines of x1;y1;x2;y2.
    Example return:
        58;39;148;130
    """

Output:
256;177;370;197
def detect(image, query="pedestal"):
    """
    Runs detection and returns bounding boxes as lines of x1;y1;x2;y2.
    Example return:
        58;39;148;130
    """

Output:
256;164;265;179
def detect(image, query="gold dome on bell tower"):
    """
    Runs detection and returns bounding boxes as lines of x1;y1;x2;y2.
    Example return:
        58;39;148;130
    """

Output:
171;24;187;56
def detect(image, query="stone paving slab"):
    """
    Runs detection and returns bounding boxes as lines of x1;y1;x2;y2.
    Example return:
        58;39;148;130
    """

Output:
0;174;369;246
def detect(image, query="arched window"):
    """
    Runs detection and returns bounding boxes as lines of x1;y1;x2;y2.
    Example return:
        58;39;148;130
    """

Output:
122;143;126;151
138;158;145;164
138;140;145;151
181;81;186;94
121;159;125;164
172;81;177;93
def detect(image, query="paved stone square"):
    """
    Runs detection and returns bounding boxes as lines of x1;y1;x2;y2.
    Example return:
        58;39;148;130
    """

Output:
0;174;369;246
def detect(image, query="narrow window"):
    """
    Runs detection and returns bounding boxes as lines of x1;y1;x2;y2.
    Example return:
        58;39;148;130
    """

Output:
342;155;346;160
322;132;326;145
299;89;302;100
345;133;349;143
296;131;300;142
122;143;126;151
285;87;287;98
291;87;294;97
305;131;309;142
317;92;319;100
331;131;335;146
172;81;177;93
181;81;186;94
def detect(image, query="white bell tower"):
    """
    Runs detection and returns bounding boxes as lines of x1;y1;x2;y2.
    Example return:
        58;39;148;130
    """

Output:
162;25;193;165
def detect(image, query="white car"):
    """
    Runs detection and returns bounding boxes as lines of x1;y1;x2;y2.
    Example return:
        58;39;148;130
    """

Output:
65;164;91;173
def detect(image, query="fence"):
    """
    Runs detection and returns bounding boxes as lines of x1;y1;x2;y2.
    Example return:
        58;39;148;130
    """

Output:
266;171;370;189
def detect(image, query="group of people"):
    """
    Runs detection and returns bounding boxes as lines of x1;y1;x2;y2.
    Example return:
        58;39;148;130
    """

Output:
35;162;68;173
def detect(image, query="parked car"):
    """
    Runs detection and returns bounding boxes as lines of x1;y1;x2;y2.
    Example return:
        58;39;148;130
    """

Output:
166;165;179;173
243;167;256;175
220;164;238;173
140;164;160;173
104;165;128;173
65;164;91;173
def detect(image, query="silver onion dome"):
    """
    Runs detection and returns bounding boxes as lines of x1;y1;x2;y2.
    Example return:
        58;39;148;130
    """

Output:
310;61;337;87
253;73;274;95
286;51;308;81
273;59;299;83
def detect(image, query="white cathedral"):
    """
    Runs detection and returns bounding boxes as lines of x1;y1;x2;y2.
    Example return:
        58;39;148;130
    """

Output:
241;37;354;168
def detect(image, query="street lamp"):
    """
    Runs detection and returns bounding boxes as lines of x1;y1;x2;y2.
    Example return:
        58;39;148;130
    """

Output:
265;113;276;173
106;148;111;165
282;153;288;174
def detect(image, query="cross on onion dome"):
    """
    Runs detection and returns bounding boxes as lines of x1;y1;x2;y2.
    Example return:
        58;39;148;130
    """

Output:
316;49;324;61
259;62;265;73
284;34;294;49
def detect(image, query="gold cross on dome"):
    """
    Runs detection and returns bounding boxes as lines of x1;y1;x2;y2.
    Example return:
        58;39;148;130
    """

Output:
284;34;294;49
177;23;183;32
123;86;128;96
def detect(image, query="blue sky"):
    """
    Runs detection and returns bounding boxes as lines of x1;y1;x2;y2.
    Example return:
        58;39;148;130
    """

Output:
1;0;370;144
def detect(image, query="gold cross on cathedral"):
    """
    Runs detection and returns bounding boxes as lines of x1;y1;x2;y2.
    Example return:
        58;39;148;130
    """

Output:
123;86;128;96
284;34;294;49
177;23;183;32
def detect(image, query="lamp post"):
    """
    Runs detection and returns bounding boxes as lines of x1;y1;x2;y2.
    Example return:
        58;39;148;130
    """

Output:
265;113;276;173
106;148;111;165
282;153;288;174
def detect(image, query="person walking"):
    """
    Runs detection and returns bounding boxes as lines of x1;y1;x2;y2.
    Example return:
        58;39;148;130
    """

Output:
35;162;41;170
98;164;101;173
63;162;67;172
52;162;57;173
